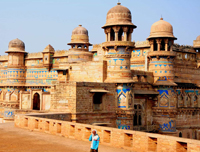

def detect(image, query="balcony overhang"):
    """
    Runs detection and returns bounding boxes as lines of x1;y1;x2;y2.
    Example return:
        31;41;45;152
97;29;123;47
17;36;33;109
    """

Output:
90;89;110;93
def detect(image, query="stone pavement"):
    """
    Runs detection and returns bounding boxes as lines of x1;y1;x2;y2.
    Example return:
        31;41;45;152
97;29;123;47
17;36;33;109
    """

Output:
0;122;132;152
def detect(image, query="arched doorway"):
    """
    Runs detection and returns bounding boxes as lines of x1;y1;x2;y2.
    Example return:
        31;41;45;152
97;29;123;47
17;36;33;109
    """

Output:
33;93;40;110
179;132;182;137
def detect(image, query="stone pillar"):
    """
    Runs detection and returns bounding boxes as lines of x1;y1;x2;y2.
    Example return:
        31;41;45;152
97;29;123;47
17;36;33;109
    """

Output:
149;40;154;52
113;26;120;41
156;39;162;51
128;28;133;42
164;39;169;51
106;28;111;42
105;28;111;42
170;40;174;51
104;29;108;42
122;27;129;41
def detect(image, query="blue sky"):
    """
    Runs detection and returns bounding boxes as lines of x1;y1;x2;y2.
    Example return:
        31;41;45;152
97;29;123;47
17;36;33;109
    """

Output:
0;0;199;54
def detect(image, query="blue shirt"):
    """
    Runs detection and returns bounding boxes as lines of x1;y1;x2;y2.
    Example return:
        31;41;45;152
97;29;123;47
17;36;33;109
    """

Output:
89;134;100;150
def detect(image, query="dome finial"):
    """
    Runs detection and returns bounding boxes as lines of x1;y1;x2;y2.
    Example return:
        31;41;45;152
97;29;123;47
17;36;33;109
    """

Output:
160;15;163;20
79;25;82;27
117;0;121;5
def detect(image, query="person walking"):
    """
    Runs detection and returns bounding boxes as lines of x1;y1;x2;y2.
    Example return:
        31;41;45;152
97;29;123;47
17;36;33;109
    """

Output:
89;129;100;152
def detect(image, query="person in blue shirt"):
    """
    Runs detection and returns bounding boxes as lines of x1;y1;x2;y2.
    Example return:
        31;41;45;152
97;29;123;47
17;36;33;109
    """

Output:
89;129;100;152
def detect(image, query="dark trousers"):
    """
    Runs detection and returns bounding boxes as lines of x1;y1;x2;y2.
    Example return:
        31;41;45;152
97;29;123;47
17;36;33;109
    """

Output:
90;148;98;152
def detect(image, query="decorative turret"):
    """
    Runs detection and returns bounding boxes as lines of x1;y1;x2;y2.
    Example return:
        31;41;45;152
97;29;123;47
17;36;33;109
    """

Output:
147;18;178;135
42;44;55;70
101;3;135;129
67;25;93;62
193;35;200;68
4;38;27;121
5;38;26;86
102;2;137;83
147;18;177;86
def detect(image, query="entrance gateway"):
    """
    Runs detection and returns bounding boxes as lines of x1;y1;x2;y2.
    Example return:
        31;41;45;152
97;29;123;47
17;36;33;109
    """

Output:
33;93;40;110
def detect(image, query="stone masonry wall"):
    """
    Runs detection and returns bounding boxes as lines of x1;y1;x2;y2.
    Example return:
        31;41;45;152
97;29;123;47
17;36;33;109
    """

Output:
15;114;200;152
76;82;116;113
74;82;116;126
69;61;107;82
50;81;76;112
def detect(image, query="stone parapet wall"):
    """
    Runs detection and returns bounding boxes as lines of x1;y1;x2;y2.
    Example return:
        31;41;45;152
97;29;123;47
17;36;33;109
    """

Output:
0;55;8;61
15;114;200;152
25;52;43;59
29;113;71;121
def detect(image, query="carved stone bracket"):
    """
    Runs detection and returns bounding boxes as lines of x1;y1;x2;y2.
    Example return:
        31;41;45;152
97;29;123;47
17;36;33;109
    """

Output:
125;46;129;52
113;26;121;33
122;26;129;33
102;46;109;52
114;45;117;51
156;39;162;44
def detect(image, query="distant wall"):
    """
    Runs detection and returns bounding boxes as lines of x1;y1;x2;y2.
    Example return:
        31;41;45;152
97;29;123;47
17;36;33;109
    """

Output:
15;114;200;152
69;61;107;82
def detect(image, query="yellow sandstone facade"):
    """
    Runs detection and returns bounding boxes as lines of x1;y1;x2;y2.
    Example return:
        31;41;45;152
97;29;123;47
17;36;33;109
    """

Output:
1;3;200;140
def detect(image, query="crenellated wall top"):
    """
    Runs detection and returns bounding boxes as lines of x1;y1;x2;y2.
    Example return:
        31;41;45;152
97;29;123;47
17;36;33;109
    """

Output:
0;55;8;61
173;43;195;53
25;52;43;59
53;50;69;57
91;44;102;51
135;40;150;48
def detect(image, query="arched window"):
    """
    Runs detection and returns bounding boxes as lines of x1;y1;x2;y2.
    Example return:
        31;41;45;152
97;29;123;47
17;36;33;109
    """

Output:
33;93;40;110
179;132;182;137
118;28;123;41
153;39;157;51
160;39;165;51
185;54;188;59
110;28;115;41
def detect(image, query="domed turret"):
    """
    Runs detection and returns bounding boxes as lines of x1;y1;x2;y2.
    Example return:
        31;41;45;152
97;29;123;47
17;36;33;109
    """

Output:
147;18;177;87
102;3;136;84
6;38;26;53
5;38;26;86
68;25;91;45
102;3;136;28
147;18;176;40
67;25;93;63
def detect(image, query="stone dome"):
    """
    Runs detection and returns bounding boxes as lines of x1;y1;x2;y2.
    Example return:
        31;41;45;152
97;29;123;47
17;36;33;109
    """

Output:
102;3;135;28
147;18;176;40
72;25;88;36
193;35;200;48
68;25;91;45
6;38;26;53
196;35;200;41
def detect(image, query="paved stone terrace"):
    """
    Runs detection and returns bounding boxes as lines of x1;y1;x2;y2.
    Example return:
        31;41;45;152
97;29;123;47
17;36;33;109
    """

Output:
0;122;132;152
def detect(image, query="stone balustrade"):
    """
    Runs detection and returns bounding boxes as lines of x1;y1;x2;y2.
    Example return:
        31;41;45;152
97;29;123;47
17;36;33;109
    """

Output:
15;113;200;152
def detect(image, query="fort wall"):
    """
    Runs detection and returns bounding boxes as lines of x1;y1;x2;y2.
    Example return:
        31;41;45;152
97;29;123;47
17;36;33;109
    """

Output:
15;113;200;152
